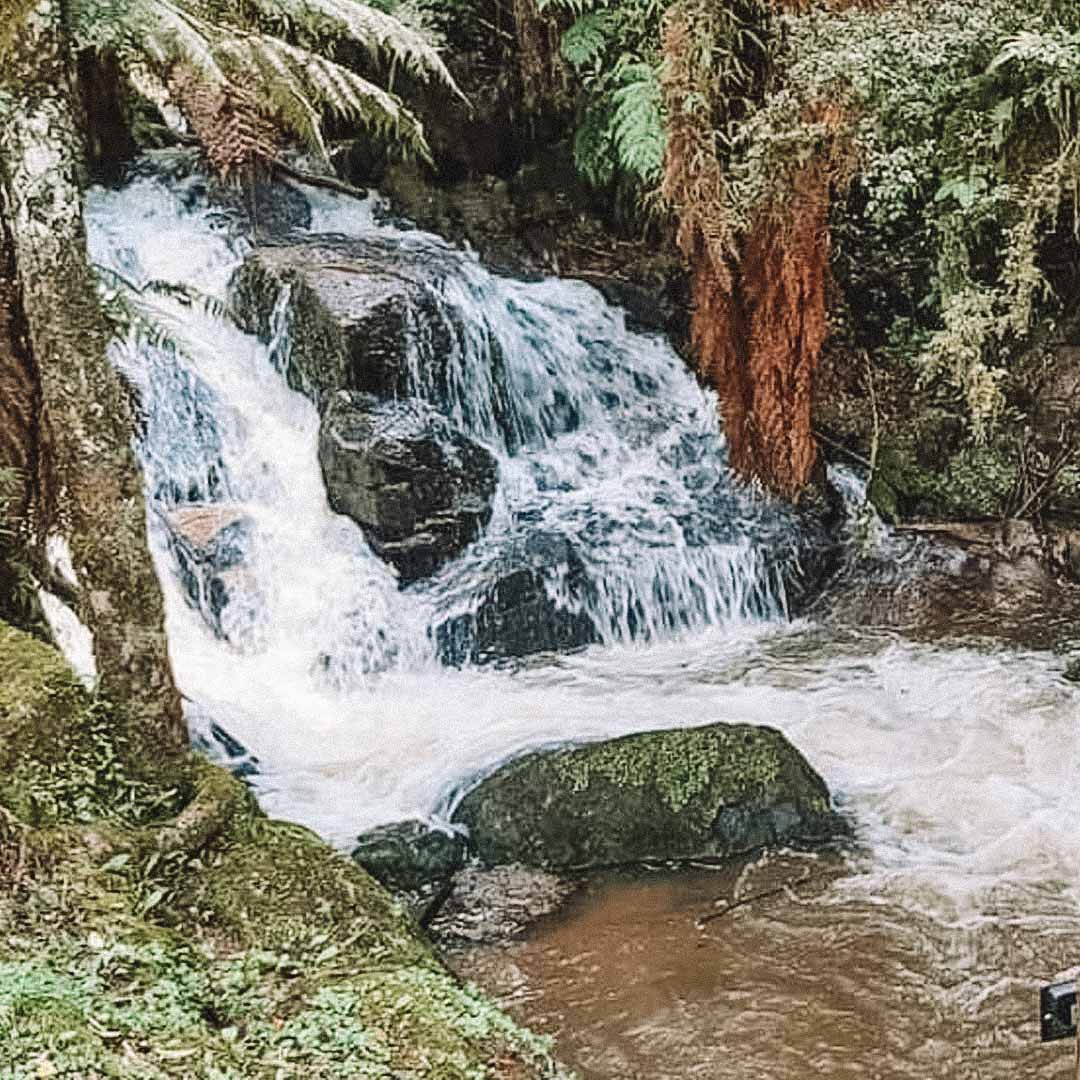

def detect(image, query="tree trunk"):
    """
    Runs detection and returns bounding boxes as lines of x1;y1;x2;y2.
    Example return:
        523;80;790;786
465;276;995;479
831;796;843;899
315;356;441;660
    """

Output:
0;0;185;750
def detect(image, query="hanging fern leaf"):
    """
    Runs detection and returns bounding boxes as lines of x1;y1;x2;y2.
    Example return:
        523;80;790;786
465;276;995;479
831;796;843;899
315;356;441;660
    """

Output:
240;0;461;93
610;62;665;185
537;0;597;16
560;12;612;70
66;0;443;168
572;100;616;188
95;265;237;363
213;31;428;160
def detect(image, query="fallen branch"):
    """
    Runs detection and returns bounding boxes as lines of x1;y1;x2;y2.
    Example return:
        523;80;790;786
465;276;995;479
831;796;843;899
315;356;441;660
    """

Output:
694;863;816;927
270;158;369;202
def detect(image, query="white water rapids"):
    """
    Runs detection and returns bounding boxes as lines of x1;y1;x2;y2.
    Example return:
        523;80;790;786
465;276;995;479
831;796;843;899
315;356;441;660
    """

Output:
84;166;1080;1056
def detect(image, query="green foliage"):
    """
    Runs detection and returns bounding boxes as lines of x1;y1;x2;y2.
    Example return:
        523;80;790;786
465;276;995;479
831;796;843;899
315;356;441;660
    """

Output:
0;470;40;636
0;624;569;1079
95;264;236;365
731;0;1080;512
62;0;459;164
539;0;667;194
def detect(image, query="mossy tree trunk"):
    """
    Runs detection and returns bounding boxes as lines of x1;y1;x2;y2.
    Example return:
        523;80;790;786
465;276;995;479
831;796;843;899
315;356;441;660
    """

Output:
0;0;184;750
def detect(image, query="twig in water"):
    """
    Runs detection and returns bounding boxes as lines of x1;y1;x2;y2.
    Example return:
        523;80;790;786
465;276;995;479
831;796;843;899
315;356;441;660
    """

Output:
694;863;816;928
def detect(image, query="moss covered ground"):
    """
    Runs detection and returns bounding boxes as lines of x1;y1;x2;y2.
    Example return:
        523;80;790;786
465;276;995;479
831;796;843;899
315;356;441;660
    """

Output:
0;622;569;1079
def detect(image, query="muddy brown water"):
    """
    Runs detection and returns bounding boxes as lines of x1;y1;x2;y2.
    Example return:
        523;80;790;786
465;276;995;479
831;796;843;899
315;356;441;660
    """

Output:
451;855;1080;1079
441;622;1080;1080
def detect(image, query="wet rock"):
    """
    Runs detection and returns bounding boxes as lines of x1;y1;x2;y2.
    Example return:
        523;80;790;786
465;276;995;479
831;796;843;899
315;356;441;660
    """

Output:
123;149;312;234
428;865;577;944
189;717;260;780
319;392;498;583
230;234;464;411
351;820;466;924
162;504;251;638
434;532;601;665
377;159;690;339
817;516;1080;648
452;723;847;871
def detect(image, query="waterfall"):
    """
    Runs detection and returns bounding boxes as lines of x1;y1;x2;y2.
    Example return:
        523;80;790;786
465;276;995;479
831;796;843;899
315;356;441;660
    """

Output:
84;161;813;838
82;160;1080;956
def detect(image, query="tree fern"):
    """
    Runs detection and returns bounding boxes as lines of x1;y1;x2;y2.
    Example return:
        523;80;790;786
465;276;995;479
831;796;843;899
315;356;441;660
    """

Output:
65;0;454;167
239;0;459;89
560;11;612;69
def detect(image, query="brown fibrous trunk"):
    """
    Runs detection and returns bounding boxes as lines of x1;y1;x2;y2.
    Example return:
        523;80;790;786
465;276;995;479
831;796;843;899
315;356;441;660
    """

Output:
662;4;839;501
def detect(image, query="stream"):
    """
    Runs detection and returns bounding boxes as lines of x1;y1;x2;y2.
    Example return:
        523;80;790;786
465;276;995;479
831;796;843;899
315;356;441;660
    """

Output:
84;161;1080;1078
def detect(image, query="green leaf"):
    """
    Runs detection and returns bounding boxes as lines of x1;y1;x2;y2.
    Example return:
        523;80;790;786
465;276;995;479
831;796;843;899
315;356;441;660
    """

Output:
560;12;611;70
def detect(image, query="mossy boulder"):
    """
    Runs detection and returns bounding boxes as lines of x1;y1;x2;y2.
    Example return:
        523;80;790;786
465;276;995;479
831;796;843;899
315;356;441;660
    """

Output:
0;622;569;1078
230;235;472;416
453;723;848;870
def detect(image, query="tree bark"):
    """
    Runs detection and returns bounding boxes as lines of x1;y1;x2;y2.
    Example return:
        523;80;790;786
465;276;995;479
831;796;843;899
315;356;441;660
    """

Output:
0;0;185;749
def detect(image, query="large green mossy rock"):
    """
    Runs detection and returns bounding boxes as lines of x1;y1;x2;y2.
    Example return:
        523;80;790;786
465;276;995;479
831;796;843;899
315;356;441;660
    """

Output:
453;723;848;870
0;622;569;1078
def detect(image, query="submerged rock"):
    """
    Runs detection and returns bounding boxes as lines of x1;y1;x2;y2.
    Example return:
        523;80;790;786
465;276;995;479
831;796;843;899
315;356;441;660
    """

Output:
434;531;601;665
453;723;847;870
429;865;577;944
351;820;466;924
320;392;498;583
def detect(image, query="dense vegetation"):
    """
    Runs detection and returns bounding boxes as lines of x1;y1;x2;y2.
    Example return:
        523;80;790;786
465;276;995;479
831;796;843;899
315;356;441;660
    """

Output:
2;0;1080;1070
366;0;1080;515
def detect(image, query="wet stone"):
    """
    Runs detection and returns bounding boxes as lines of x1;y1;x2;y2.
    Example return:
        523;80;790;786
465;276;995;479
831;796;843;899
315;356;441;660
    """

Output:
352;820;466;924
434;531;601;665
452;722;849;871
162;504;252;639
319;392;499;583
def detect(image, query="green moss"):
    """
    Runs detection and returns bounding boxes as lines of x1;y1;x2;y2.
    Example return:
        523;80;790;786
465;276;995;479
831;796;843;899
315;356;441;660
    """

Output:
0;927;569;1079
175;816;429;967
556;724;783;820
455;722;845;870
0;622;567;1079
0;624;188;830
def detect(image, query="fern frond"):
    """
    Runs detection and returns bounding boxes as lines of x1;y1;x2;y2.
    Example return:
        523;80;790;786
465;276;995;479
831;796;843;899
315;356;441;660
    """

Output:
241;0;461;93
213;31;428;160
560;11;612;69
95;265;236;361
69;0;226;80
572;100;616;187
536;0;597;16
68;0;433;164
610;62;665;184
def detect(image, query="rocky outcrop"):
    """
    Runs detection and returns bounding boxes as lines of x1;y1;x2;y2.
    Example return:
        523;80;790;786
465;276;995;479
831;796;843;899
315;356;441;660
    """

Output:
434;531;600;665
230;234;463;411
351;819;466;924
429;864;577;944
817;516;1080;649
320;392;498;582
162;503;251;638
452;722;847;870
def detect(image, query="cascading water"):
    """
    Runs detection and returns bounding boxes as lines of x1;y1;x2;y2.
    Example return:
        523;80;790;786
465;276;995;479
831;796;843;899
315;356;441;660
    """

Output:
84;159;1080;1078
85;161;803;837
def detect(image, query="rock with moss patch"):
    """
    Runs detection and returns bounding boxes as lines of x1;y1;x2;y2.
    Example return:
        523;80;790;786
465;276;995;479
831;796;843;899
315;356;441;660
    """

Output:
453;723;848;870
